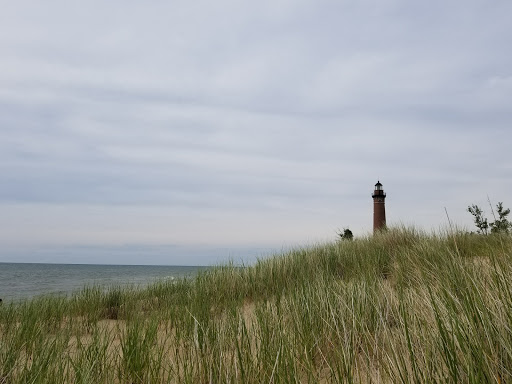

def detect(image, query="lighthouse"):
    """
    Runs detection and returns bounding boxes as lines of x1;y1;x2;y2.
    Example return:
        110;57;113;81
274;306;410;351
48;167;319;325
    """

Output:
372;181;387;232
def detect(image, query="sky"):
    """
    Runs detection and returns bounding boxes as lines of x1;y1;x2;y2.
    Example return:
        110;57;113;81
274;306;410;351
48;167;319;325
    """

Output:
1;0;511;265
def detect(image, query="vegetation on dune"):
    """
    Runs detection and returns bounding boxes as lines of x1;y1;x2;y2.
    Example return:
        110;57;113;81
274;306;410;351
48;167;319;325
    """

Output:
1;227;512;383
467;200;512;235
337;228;354;241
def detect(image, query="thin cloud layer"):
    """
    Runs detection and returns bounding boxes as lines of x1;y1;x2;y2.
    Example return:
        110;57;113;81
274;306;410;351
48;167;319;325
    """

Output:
1;0;511;264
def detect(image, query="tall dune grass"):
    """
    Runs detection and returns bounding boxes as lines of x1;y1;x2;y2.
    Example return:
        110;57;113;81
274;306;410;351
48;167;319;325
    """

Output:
1;227;511;382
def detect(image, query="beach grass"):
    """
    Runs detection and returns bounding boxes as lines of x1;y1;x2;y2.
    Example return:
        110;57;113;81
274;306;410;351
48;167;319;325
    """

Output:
1;227;512;383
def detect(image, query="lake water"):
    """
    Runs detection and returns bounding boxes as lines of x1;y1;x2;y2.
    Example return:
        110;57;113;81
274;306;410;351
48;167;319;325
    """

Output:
0;263;208;302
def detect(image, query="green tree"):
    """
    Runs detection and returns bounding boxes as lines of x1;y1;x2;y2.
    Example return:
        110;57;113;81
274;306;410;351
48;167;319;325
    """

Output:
337;228;354;241
490;202;512;233
467;204;489;234
468;201;511;234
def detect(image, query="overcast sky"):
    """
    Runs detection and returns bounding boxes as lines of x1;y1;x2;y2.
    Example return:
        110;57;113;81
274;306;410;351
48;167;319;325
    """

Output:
1;0;511;265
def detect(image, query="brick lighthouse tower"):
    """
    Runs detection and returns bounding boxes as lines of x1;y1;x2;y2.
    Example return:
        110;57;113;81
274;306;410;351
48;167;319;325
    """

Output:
372;181;386;232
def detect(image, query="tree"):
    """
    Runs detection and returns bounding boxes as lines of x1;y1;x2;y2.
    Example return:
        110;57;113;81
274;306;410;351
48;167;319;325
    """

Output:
467;201;512;234
490;202;511;234
467;204;489;234
337;228;354;241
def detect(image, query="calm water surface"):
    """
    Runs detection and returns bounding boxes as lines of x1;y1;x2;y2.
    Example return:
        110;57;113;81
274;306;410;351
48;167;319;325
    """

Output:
0;263;208;302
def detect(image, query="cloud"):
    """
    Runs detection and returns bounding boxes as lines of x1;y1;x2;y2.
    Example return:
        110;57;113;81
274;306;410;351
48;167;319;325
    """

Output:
0;0;511;263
